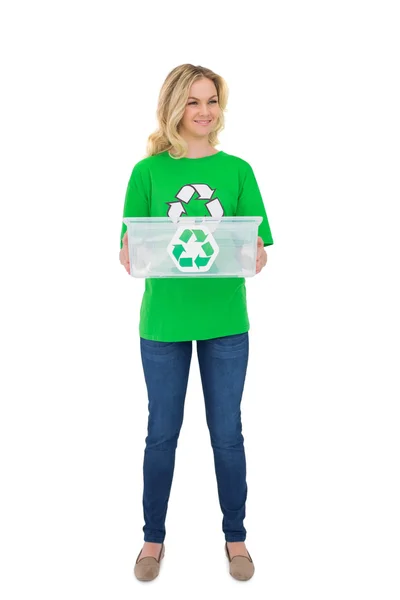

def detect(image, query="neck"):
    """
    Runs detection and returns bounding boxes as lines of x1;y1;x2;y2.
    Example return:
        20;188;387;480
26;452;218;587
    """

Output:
180;136;219;158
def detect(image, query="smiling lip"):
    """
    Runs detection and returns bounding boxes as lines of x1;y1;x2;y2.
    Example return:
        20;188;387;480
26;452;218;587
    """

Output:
194;120;211;126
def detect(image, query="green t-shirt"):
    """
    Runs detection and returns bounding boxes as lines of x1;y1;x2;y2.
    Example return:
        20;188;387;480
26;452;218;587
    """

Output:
120;150;274;342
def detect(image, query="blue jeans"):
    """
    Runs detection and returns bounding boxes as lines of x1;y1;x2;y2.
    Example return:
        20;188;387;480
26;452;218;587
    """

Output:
139;331;249;543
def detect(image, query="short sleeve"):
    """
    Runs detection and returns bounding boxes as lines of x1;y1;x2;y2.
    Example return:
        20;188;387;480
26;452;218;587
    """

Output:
236;162;274;246
120;164;150;249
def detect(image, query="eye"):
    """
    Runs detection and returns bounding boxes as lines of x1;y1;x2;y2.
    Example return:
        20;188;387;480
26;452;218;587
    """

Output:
188;100;218;105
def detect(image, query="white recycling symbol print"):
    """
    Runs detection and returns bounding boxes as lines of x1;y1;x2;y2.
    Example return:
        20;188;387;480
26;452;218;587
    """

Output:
167;183;224;222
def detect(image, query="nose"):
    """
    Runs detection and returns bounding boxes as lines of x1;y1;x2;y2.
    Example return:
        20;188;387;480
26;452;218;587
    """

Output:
198;103;211;117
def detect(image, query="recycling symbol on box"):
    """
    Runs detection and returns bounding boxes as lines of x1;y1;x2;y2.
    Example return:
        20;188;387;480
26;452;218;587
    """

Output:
167;226;219;273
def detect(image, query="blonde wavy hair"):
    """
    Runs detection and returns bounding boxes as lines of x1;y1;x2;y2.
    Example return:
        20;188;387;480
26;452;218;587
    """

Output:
145;64;229;159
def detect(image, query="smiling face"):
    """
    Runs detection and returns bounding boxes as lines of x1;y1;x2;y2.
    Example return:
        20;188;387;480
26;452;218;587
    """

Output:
178;77;220;141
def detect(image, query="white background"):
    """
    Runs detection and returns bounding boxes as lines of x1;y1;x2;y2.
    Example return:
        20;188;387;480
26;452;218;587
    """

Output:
1;0;399;598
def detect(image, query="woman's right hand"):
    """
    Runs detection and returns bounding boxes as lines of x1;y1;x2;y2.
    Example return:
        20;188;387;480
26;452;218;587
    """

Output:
119;231;130;274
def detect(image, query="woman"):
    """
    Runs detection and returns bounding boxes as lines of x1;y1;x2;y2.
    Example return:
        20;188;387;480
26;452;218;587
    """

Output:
119;64;274;581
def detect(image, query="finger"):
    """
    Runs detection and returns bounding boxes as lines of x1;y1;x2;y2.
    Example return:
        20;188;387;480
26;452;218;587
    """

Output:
257;237;263;247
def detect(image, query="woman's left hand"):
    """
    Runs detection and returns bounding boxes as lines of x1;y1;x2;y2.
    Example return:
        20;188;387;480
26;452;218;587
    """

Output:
256;236;268;274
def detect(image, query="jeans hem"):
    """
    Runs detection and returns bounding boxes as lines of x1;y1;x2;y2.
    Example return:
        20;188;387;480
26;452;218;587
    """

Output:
144;536;165;543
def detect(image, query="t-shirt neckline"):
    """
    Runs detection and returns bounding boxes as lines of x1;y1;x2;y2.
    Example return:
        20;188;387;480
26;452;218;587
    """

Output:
167;150;225;161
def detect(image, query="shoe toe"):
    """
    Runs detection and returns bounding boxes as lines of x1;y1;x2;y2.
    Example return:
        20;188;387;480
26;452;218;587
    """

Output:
229;556;255;581
134;558;160;581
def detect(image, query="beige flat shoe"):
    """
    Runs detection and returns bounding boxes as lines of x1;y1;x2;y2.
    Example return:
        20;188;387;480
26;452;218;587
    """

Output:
225;542;255;581
134;543;165;581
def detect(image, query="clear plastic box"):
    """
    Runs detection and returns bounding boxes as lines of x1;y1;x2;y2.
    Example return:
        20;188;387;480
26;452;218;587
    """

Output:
122;216;263;278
